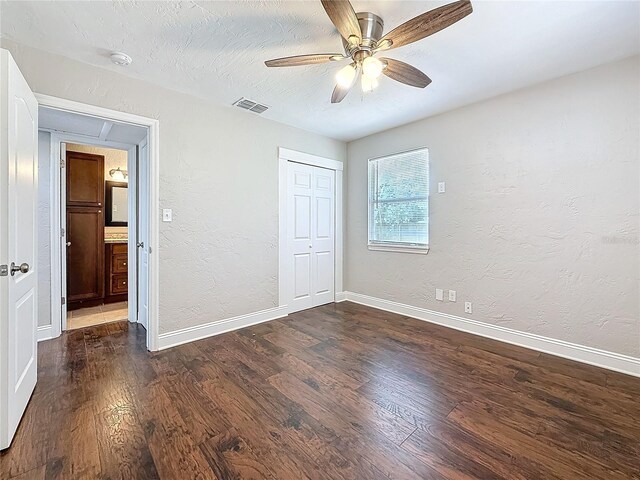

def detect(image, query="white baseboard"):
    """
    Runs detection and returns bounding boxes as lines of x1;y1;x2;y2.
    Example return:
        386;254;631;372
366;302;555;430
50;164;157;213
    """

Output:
342;291;640;378
335;292;347;302
157;305;288;351
37;325;53;342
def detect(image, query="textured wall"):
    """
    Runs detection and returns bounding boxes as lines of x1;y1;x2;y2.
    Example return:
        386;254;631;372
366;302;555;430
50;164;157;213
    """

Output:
5;40;346;334
37;131;51;328
346;56;640;357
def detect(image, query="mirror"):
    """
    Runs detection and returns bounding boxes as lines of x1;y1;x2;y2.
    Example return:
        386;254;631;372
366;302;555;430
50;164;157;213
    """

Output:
105;181;128;226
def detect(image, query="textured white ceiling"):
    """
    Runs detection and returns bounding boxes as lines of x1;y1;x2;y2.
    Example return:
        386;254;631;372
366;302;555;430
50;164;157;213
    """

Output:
3;1;639;141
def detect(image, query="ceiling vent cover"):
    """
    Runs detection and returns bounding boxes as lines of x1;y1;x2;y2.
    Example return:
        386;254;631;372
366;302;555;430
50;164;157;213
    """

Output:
233;97;269;114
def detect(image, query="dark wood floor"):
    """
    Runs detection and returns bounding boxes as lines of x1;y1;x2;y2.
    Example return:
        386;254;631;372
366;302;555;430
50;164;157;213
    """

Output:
1;302;639;479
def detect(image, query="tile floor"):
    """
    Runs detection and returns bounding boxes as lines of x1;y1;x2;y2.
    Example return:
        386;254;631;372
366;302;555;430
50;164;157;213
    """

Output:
66;301;128;330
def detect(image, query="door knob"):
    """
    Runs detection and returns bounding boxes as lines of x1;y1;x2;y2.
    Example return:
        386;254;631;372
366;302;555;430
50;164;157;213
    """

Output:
66;242;71;247
137;242;144;248
10;262;29;276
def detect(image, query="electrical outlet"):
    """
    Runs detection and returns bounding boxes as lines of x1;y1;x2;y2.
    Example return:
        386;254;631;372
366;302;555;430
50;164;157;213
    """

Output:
162;209;172;222
435;288;444;301
438;182;446;193
449;290;456;302
465;302;472;314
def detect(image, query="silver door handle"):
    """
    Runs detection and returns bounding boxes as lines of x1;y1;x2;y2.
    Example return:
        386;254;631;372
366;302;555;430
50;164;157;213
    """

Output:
10;262;29;276
137;242;144;248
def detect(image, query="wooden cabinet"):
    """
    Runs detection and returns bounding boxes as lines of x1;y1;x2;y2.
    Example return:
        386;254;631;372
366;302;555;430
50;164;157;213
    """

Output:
67;151;105;310
105;243;128;303
67;151;104;208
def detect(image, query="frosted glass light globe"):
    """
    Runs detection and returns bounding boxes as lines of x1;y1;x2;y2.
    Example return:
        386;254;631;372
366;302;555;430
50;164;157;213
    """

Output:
335;64;357;88
362;56;383;79
361;74;379;93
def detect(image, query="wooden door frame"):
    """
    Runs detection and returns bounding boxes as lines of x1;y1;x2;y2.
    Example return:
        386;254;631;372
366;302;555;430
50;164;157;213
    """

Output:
36;94;160;351
277;147;344;313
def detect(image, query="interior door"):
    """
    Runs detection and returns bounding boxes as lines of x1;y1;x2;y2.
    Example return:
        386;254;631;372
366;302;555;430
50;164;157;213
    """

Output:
286;162;335;313
0;49;39;450
136;138;149;330
60;142;67;327
66;151;104;308
310;166;335;307
66;207;104;304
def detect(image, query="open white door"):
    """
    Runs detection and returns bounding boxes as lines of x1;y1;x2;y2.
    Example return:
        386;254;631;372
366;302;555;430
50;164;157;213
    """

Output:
59;142;67;329
137;138;149;330
0;49;39;450
286;162;335;313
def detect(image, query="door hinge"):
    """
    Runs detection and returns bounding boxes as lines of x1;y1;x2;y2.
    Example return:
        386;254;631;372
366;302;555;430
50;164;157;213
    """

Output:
60;159;65;168
61;296;66;305
61;227;65;237
0;265;8;277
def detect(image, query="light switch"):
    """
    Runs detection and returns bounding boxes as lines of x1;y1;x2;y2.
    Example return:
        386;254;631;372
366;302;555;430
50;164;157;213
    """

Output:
435;288;444;301
162;209;172;222
438;182;446;193
449;290;456;302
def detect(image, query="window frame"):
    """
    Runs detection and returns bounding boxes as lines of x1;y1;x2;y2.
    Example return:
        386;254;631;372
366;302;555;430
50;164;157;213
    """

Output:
367;147;430;254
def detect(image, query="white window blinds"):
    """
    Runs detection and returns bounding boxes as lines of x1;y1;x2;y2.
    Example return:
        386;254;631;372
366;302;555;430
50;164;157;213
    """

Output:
368;148;429;251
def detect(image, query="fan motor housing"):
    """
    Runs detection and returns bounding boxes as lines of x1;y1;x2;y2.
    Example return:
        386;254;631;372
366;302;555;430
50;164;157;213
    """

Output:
342;12;384;53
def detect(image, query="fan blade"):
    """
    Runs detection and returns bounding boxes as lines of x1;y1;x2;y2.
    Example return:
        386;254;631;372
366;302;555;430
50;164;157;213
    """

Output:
321;0;362;43
378;0;473;51
331;66;359;103
265;54;345;67
381;58;432;88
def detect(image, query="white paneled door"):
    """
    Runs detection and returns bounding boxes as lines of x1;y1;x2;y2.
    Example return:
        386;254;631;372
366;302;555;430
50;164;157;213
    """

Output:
286;162;335;313
0;50;39;450
137;138;149;330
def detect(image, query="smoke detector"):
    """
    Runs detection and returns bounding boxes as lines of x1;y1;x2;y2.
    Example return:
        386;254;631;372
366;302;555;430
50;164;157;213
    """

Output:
110;52;132;66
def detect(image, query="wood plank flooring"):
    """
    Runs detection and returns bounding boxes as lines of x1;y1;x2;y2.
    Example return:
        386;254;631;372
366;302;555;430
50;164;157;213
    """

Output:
1;301;639;479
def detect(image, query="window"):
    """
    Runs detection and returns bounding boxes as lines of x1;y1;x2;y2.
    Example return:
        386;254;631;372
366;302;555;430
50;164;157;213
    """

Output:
368;148;429;253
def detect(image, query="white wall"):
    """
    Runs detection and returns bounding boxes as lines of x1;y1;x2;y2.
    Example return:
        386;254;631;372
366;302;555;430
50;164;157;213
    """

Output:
37;131;51;328
346;56;640;358
4;40;346;335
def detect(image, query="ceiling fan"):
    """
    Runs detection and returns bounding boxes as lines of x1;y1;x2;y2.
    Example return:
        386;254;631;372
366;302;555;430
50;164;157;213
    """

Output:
265;0;473;103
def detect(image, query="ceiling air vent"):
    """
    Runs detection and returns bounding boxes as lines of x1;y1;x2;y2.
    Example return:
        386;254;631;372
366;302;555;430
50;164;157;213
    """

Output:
233;97;269;114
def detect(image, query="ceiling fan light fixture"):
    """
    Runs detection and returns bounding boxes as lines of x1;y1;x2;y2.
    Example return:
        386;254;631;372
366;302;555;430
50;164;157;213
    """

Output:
374;39;393;51
335;63;357;88
362;56;384;79
361;74;379;93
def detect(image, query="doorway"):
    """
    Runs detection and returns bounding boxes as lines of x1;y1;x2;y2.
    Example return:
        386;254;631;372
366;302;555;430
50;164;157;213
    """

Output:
63;144;130;329
278;148;344;314
36;96;159;350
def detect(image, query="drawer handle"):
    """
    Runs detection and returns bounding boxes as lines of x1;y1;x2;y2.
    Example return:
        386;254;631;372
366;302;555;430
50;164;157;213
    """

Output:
122;281;126;285
123;262;127;266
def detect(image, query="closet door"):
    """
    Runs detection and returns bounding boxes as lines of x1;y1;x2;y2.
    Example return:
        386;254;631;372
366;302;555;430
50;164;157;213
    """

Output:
286;162;335;313
67;207;104;303
66;151;104;308
310;166;335;307
67;151;104;207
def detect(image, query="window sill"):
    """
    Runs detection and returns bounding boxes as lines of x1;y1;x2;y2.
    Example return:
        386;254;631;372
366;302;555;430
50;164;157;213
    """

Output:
368;244;430;254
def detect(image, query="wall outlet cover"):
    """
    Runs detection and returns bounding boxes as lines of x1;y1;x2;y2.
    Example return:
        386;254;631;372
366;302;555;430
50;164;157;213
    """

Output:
449;290;456;302
162;208;172;222
465;302;472;314
435;288;444;301
438;182;446;193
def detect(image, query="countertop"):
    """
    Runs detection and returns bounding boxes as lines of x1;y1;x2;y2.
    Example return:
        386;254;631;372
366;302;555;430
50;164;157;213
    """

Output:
105;233;128;244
